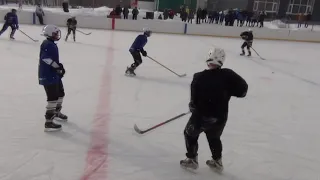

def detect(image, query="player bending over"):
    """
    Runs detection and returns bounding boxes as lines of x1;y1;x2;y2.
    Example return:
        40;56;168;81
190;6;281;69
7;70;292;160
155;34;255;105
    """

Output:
125;28;152;76
240;29;253;56
39;25;68;132
65;16;77;42
0;9;19;39
180;48;248;171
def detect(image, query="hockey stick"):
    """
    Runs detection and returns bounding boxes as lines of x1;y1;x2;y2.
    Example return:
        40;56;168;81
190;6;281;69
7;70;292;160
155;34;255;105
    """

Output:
134;111;191;134
19;29;39;42
251;47;266;60
76;29;92;35
147;56;187;77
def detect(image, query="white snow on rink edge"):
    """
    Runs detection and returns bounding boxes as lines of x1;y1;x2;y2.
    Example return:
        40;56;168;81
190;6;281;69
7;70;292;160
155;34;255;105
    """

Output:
0;25;319;180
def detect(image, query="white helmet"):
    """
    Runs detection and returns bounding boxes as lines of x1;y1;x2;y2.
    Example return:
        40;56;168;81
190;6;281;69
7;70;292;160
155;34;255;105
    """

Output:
143;27;152;37
42;25;61;41
206;48;226;67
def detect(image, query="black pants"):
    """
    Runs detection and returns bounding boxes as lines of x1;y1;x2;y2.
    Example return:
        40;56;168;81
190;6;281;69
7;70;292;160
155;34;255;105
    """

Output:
44;81;65;102
67;28;76;35
184;111;226;160
241;41;252;50
37;14;44;25
196;16;201;24
0;23;16;37
130;51;142;69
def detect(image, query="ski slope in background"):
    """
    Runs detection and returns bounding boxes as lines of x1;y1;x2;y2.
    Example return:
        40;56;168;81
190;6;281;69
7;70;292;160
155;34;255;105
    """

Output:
0;25;320;180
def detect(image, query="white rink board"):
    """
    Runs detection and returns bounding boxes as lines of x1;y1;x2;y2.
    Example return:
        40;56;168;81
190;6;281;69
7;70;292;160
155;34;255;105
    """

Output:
0;9;320;42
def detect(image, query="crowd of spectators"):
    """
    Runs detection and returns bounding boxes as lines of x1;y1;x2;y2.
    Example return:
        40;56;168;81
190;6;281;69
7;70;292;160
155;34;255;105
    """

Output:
179;5;267;28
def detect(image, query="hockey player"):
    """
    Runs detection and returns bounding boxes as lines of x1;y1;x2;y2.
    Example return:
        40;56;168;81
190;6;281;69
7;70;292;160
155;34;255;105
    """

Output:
180;48;248;171
39;25;68;132
65;16;77;42
125;28;152;76
240;29;253;56
0;9;19;39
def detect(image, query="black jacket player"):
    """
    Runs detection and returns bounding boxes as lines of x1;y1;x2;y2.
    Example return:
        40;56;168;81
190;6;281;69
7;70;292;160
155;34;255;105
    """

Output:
180;48;248;171
65;16;77;42
240;29;253;56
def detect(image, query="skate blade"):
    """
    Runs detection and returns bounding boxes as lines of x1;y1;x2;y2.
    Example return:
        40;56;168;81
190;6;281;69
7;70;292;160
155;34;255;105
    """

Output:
180;164;198;174
125;73;136;77
206;163;223;173
44;127;62;132
54;117;68;122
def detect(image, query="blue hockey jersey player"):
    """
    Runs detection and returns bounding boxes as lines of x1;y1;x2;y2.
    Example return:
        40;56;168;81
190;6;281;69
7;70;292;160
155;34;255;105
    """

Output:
0;9;19;39
39;25;67;132
125;28;152;76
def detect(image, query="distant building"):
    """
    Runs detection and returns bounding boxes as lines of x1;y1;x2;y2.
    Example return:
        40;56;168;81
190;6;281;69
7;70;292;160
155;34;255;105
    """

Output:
206;0;319;21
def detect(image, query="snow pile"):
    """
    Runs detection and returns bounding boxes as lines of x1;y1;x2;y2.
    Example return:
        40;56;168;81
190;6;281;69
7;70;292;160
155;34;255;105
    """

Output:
270;20;287;28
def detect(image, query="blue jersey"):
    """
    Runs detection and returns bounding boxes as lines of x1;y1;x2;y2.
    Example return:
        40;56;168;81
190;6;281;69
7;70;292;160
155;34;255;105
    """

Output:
4;12;18;25
38;39;60;85
129;34;148;52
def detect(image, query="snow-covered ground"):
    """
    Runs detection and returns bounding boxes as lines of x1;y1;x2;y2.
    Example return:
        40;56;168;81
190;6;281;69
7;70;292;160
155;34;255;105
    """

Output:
0;24;320;180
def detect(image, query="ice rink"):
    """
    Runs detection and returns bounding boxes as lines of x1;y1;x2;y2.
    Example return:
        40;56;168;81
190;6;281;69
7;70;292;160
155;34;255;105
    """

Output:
0;25;320;180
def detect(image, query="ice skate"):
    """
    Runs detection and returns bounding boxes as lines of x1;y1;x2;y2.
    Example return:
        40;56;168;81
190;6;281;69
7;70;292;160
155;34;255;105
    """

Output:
10;36;15;40
240;50;245;56
125;67;136;77
247;51;251;57
180;157;198;170
206;158;223;172
44;121;62;132
55;112;68;122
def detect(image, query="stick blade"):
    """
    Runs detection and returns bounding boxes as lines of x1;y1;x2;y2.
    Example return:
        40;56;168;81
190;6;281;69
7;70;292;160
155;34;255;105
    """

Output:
179;73;187;77
133;124;143;134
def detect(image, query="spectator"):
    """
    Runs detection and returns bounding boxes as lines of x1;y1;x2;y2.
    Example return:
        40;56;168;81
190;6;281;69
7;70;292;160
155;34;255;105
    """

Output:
115;5;122;16
196;8;202;24
305;12;311;28
132;7;139;20
188;9;194;24
202;8;207;23
298;13;304;28
258;11;266;28
123;6;129;19
168;9;175;19
163;9;169;20
35;3;45;25
219;11;224;25
158;14;163;20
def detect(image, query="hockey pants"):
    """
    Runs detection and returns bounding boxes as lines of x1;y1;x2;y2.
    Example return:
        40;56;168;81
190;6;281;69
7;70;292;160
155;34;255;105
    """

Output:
0;23;17;37
66;28;76;40
241;41;252;53
184;111;226;160
43;80;65;120
130;51;142;70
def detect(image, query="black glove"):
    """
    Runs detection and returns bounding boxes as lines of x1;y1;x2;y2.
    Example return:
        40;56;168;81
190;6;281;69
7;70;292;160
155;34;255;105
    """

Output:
141;50;147;57
188;101;196;113
56;63;66;77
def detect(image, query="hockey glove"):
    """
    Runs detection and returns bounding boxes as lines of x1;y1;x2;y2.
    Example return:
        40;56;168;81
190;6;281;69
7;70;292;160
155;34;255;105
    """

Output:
15;24;19;30
141;50;147;57
188;101;196;113
56;63;66;78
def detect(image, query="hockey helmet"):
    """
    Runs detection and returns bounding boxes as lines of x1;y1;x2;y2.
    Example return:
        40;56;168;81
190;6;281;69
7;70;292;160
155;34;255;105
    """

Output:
143;27;152;37
11;9;17;13
42;25;61;41
206;48;226;67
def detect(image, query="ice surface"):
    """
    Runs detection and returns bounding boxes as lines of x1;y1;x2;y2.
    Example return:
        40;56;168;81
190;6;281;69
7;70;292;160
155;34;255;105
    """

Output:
0;25;320;180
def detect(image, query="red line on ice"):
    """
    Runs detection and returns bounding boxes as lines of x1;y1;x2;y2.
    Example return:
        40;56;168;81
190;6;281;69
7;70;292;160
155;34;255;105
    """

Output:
80;32;114;180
